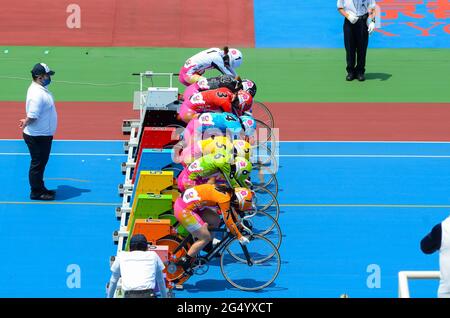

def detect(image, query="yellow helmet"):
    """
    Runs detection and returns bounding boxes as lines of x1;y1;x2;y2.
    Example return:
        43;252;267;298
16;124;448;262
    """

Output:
233;139;251;160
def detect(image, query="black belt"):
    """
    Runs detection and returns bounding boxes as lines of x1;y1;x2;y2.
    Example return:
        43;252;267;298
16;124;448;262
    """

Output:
124;289;155;295
357;13;369;19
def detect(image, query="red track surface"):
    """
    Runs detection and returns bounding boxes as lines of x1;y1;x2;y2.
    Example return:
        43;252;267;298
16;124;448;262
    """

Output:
0;0;255;47
271;102;450;141
2;101;138;140
2;101;450;141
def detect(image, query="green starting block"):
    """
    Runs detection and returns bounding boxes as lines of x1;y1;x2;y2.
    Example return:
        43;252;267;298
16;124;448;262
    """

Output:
127;194;173;232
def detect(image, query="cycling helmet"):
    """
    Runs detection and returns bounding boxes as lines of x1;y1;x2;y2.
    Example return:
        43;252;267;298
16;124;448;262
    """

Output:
234;156;252;181
241;79;257;97
240;114;256;137
228;48;243;69
234;187;253;211
235;90;253;115
233;139;251;160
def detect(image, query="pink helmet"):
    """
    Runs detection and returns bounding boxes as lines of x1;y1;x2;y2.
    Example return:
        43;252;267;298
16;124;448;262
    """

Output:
235;90;253;115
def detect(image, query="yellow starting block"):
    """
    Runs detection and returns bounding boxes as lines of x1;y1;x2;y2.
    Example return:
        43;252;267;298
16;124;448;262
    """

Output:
135;170;174;195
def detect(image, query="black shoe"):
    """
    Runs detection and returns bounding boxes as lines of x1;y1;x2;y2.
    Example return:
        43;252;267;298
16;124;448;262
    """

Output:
45;189;56;195
346;73;355;81
30;192;55;201
357;73;365;81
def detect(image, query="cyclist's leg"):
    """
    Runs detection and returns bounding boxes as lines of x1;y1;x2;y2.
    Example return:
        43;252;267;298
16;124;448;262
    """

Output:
176;169;196;193
179;100;197;123
201;208;221;230
173;205;212;257
183;82;200;101
178;66;192;87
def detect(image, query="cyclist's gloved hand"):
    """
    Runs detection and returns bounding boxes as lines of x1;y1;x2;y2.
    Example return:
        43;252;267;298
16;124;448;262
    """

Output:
238;236;250;245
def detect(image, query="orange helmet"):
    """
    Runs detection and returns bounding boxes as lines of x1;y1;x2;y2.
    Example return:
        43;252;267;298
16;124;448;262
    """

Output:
235;90;253;115
234;187;253;211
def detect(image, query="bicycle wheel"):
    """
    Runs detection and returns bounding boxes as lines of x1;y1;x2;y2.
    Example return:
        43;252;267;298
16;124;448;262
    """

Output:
220;234;281;291
255;119;275;147
228;211;282;263
156;235;191;285
251;166;276;189
162;166;183;178
165;124;185;140
251;142;277;167
252;101;274;129
253;187;279;220
251;170;278;195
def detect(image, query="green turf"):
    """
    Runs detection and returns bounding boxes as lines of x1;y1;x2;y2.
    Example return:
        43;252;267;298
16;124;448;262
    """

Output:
0;46;449;102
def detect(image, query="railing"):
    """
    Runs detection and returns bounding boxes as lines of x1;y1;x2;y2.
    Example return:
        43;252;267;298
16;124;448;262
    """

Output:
398;270;440;298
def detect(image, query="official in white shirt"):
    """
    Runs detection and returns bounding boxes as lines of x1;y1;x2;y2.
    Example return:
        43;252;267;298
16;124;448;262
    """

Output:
337;0;377;81
19;63;57;200
421;215;450;298
107;234;168;298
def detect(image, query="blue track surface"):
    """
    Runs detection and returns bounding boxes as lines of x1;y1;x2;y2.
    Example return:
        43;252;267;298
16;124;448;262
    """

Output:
254;0;450;48
1;140;449;298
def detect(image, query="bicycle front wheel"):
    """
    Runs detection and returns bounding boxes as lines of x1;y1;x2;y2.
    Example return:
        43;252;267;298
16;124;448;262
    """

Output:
227;211;282;263
220;234;281;291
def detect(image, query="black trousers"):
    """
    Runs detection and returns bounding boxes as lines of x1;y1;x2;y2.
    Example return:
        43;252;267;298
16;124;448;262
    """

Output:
23;133;53;195
343;14;369;75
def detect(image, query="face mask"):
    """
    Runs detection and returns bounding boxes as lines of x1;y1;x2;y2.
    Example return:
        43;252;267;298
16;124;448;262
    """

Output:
42;76;51;86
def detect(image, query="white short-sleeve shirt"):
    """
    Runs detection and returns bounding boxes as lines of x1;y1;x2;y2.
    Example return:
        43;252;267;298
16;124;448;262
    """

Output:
24;82;57;136
439;216;450;297
111;251;166;292
337;0;376;16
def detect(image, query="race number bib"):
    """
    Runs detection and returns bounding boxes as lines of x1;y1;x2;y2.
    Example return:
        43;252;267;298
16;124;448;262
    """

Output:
190;93;205;105
182;188;201;204
188;159;203;173
198;113;214;126
197;78;210;90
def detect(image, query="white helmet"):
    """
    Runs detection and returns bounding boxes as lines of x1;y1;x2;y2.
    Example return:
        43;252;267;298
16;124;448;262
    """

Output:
228;48;243;69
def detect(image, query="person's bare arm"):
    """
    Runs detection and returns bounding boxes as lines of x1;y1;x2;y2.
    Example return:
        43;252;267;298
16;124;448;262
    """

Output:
369;7;376;19
19;117;36;129
338;7;348;18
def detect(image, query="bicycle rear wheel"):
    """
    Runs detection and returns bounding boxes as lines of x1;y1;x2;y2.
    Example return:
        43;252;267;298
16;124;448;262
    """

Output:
156;235;191;285
220;234;281;291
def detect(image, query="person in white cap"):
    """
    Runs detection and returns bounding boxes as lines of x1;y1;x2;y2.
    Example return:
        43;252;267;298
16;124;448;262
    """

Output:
179;46;243;86
421;215;450;298
337;0;377;81
19;63;57;201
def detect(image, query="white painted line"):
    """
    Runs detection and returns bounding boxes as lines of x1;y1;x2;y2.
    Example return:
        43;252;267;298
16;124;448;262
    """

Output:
1;139;450;144
0;139;125;142
0;153;126;156
277;155;450;158
278;140;450;144
279;204;450;208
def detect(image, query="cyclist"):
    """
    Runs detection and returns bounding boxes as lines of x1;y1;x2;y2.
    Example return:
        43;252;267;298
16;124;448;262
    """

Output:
178;136;252;167
181;112;256;143
183;75;257;101
179;47;243;86
173;184;253;271
179;88;253;123
176;151;252;192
